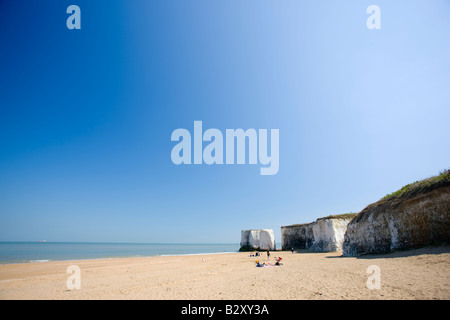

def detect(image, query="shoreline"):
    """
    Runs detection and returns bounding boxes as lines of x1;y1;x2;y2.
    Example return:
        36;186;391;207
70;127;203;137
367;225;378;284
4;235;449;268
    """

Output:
0;248;286;266
1;245;449;300
0;242;246;266
0;250;242;266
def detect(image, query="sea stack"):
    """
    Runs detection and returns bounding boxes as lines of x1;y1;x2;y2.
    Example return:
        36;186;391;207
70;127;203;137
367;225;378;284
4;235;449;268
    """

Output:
240;229;276;251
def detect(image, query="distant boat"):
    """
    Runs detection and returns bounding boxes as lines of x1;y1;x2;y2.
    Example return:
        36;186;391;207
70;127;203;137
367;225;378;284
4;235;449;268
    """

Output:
39;240;46;243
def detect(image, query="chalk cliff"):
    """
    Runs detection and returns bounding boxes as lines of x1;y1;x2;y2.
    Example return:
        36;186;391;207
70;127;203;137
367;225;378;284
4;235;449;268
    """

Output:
281;223;314;250
240;229;276;251
310;217;354;252
281;214;356;252
343;171;450;256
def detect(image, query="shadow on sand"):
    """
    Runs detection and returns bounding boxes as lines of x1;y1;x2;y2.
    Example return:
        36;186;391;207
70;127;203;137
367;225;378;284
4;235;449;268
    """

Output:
324;244;450;260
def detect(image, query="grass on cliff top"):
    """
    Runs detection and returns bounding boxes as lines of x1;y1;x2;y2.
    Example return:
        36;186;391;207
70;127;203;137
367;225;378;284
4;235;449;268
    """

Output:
316;213;358;221
283;213;357;227
381;169;450;202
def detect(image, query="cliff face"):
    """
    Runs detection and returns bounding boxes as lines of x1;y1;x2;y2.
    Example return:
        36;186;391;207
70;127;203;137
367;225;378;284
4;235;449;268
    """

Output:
240;229;275;251
281;215;354;252
343;185;450;256
310;218;351;252
281;223;314;250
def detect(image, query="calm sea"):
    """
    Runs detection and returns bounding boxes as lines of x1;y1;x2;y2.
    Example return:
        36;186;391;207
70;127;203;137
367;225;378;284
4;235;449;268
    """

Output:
0;242;240;264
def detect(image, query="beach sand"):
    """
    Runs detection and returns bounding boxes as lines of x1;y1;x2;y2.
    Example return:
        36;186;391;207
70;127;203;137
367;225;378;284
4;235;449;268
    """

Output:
0;245;449;300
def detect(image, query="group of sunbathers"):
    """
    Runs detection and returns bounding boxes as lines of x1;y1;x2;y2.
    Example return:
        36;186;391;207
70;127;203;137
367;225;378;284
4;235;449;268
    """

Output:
255;256;283;267
249;251;261;257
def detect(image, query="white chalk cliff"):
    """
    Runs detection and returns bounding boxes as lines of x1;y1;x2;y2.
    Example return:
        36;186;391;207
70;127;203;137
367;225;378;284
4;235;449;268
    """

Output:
281;215;355;252
343;185;450;256
310;218;352;252
240;229;275;251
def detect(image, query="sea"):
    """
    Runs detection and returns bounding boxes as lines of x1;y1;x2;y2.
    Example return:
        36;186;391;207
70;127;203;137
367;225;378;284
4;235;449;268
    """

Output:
0;242;241;264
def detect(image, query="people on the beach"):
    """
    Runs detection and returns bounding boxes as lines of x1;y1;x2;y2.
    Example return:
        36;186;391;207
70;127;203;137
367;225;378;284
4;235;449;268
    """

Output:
254;252;285;268
291;248;294;254
250;251;267;258
275;257;283;266
256;260;266;267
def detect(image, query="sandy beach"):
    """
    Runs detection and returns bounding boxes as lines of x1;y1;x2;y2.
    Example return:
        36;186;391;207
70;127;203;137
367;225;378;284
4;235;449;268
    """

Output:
0;245;449;300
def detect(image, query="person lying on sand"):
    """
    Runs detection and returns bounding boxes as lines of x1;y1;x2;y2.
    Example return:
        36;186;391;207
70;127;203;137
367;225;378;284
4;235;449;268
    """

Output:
256;260;270;267
275;257;283;266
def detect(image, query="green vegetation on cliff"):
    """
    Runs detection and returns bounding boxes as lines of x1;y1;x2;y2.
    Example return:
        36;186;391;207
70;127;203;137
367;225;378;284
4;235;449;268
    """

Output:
382;169;450;202
317;213;357;221
283;213;357;228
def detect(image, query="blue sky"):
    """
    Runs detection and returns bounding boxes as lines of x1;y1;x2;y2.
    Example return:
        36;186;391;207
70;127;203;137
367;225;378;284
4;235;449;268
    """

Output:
0;0;449;244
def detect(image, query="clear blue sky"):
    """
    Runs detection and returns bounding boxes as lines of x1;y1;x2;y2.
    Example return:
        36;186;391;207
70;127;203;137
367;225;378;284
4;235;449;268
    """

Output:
0;0;449;244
